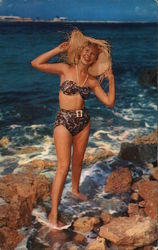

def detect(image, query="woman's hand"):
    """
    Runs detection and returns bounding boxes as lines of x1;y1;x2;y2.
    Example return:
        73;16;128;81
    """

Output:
57;42;70;53
104;66;114;81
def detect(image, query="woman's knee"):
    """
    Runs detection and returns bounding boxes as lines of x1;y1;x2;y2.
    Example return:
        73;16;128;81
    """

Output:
56;162;70;177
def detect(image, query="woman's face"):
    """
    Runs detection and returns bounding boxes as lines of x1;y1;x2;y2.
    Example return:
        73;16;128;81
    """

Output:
79;45;98;66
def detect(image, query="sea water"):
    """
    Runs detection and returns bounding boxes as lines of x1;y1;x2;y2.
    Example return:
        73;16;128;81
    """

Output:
0;22;157;171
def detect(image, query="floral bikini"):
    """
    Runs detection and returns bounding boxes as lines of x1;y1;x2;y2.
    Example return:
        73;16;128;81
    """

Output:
53;79;91;136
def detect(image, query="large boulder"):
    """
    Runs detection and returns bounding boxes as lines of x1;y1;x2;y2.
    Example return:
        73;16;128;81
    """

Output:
118;129;157;163
0;172;50;229
99;215;158;249
0;227;24;250
105;168;132;193
131;179;158;219
137;180;158;220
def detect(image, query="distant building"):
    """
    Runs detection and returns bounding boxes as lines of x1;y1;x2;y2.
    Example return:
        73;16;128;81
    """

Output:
0;15;21;21
52;16;69;22
0;16;33;22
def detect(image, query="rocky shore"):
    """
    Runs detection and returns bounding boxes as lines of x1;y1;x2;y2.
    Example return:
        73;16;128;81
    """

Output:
0;128;157;249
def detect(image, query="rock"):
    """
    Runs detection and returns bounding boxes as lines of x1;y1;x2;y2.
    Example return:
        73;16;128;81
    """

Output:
128;203;146;217
86;236;108;250
139;200;146;208
0;227;24;250
128;203;139;216
132;180;158;219
16;146;38;154
138;68;157;86
0;173;50;230
25;159;57;170
133;129;157;145
0;136;10;148
118;129;157;163
130;192;139;201
144;162;155;170
73;216;100;233
100;212;113;224
143;245;157;250
131;179;144;193
105;168;132;193
138;180;158;219
99;215;158;249
83;148;115;165
73;233;87;244
61;241;84;250
118;143;157;163
151;167;158;180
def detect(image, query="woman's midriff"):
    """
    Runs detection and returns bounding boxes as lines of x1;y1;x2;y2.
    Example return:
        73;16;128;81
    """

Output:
59;91;85;110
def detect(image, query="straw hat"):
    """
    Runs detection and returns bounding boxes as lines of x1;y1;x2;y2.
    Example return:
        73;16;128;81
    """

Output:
67;29;112;77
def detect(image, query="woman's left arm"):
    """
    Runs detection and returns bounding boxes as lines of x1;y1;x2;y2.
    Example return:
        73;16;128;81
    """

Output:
90;68;115;108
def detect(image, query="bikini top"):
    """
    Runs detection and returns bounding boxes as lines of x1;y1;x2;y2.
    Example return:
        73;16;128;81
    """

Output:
59;80;91;100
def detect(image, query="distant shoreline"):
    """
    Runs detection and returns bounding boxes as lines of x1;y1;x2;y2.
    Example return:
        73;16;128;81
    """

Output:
0;20;157;24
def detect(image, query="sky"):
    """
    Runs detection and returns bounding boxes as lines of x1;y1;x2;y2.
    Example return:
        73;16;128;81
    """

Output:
0;0;157;22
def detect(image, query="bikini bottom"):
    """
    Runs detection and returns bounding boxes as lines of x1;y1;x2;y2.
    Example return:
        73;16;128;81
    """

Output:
53;107;90;136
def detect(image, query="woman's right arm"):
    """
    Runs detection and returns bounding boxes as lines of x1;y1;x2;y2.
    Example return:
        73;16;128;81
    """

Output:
30;42;69;75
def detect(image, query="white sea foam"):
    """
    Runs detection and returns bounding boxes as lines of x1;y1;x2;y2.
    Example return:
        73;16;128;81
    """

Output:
93;130;109;139
10;124;22;129
25;124;46;129
148;103;157;111
145;122;150;128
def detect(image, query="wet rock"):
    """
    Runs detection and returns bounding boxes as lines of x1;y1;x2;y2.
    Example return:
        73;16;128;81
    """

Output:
138;180;158;219
73;216;100;233
0;173;50;230
0;227;24;250
144;162;155;170
118;129;157;163
131;179;144;193
73;233;87;244
25;159;57;170
118;143;157;163
99;215;158;249
139;200;146;208
138;68;157;86
130;192;139;201
80;176;98;198
83;148;115;165
0;136;10;148
16;146;38;154
128;203;139;216
151;167;158;180
105;168;132;193
61;241;84;250
133;129;157;145
128;203;145;217
86;236;108;250
100;212;113;224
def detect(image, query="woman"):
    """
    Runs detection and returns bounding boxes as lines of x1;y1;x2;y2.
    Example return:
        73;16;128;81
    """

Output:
31;29;115;230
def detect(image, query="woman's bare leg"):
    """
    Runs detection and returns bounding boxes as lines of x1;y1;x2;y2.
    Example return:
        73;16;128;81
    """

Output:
71;122;90;201
49;125;72;226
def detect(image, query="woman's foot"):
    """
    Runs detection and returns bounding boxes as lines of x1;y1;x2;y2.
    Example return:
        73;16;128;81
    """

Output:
48;213;71;232
71;191;88;201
